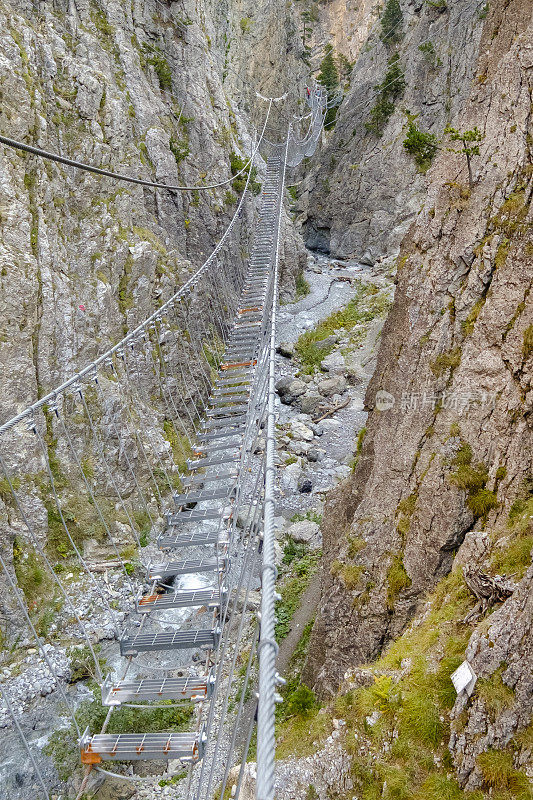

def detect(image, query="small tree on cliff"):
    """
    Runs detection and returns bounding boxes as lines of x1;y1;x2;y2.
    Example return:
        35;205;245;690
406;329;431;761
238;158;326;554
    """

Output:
317;44;340;128
317;44;339;95
444;125;484;188
380;0;403;45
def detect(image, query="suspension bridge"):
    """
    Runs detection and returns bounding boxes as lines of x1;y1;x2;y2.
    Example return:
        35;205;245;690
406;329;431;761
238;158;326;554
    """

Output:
0;67;328;800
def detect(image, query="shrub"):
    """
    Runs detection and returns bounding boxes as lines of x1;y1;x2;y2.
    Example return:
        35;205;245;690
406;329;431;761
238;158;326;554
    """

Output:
141;44;172;92
229;151;261;195
445;125;484;188
366;55;406;136
448;442;498;519
403;120;438;171
240;17;252;33
380;0;403;45
418;40;442;68
386;555;411;608
295;271;310;298
169;137;189;164
285;684;317;716
67;645;106;683
45;688;193;781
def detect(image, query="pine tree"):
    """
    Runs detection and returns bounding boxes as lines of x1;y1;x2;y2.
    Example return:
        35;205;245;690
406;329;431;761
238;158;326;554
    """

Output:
445;126;484;188
380;0;403;45
317;44;339;96
317;44;340;128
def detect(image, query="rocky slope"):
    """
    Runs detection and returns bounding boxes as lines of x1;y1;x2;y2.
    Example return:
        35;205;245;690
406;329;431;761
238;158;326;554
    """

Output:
298;0;532;794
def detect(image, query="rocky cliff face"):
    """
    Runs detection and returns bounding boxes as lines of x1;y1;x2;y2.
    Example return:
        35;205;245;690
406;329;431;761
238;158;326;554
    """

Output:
304;0;532;790
0;0;307;616
0;0;299;426
297;0;487;262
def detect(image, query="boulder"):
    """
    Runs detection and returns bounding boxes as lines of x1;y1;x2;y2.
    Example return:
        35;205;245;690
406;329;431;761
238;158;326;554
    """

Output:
313;334;338;353
318;375;347;396
287;378;306;398
275;376;292;396
281;461;301;491
290;420;314;441
298;477;313;493
287;520;320;544
320;352;345;374
300;391;322;415
288;440;310;456
276;341;295;358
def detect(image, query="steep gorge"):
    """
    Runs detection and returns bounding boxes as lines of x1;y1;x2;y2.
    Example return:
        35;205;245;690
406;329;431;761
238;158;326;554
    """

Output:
0;0;531;798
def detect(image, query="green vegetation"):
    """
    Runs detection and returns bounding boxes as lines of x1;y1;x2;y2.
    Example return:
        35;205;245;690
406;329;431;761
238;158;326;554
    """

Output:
159;771;187;787
522;324;533;359
295;281;391;373
351;426;367;471
477;750;531;796
90;6;114;38
229;151;261;195
169;136;189;164
461;298;485;336
239;17;252;33
419;41;442;68
45;687;193;781
386;554;412;608
403;118;438;171
275;614;332;760
275;539;321;640
448;441;498;520
491;482;533;577
67;645;106;683
13;538;51;605
295;271;310;299
290;509;322;525
397;491;417;539
331;561;364;590
317;44;340;127
141;43;172;92
445;126;484;188
430;346;461;376
475;667;515;720
224;190;237;206
118;253;134;316
347;535;366;558
380;0;403;45
0;475;20;505
330;572;477;795
162;419;192;474
366;55;406;137
287;185;298;202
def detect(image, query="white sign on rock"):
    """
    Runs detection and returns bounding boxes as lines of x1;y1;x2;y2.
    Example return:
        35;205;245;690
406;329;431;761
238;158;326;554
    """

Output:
451;660;477;696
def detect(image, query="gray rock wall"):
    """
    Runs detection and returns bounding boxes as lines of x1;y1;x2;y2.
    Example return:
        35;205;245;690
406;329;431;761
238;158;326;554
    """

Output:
298;0;485;262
